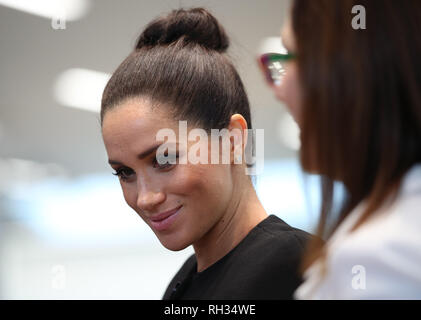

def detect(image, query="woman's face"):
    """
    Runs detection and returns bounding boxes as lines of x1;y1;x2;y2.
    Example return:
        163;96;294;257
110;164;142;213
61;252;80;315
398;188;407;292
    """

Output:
102;98;235;251
274;18;302;124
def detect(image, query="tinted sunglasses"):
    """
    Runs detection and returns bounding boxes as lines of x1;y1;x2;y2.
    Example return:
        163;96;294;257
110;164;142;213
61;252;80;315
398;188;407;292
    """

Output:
259;52;296;86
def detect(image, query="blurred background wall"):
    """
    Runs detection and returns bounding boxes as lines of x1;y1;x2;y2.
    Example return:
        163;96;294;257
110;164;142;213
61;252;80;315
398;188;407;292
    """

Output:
0;0;320;299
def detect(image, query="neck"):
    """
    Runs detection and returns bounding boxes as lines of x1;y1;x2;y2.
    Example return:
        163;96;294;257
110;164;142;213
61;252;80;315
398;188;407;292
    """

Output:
192;178;268;272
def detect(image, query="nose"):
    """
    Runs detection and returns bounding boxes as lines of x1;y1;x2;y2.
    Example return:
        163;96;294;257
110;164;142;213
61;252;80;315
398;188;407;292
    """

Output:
137;190;166;212
136;181;166;213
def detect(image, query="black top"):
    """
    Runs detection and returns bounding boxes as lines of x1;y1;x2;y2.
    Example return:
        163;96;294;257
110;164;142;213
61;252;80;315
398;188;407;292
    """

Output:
162;215;312;300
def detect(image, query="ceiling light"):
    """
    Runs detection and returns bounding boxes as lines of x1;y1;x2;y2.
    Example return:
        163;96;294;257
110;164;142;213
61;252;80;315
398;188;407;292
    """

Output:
0;0;90;21
54;68;111;113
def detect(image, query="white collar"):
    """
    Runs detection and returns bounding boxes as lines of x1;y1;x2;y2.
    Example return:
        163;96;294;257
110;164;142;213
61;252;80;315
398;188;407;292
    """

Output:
295;163;421;299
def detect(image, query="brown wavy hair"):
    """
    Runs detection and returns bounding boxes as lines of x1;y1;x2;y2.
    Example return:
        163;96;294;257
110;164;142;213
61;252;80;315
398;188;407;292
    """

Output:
291;0;421;271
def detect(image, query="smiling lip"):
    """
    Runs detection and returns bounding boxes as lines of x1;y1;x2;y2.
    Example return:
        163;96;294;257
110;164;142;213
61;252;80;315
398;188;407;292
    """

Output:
149;205;182;231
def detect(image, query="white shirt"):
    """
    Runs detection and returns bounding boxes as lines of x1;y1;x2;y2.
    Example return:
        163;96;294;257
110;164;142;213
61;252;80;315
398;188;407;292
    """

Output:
295;164;421;299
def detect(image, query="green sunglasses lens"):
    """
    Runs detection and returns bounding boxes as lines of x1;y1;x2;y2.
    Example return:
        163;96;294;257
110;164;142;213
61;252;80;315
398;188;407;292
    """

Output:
260;53;294;85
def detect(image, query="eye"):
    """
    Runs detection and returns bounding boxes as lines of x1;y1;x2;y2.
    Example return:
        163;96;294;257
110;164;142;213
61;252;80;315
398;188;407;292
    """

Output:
153;152;179;170
112;167;135;182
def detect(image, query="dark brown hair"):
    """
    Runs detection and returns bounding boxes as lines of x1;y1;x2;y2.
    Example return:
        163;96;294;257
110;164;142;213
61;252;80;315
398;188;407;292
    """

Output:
101;8;251;133
291;0;421;270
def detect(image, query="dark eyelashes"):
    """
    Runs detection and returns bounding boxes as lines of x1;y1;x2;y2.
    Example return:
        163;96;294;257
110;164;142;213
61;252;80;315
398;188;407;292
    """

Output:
112;167;133;181
153;152;179;168
111;153;179;180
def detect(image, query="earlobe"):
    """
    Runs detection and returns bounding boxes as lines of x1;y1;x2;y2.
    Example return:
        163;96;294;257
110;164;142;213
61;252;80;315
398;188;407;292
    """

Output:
230;133;243;165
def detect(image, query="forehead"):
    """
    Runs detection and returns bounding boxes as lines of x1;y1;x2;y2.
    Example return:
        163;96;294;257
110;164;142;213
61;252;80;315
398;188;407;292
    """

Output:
103;98;155;135
102;98;177;154
280;18;295;50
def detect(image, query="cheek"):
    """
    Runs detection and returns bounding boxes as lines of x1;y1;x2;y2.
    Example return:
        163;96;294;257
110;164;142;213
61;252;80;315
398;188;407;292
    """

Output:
172;164;216;196
120;182;138;212
173;164;232;212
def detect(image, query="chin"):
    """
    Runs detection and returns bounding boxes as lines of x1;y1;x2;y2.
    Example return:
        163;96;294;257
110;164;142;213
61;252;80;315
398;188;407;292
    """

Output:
158;237;191;252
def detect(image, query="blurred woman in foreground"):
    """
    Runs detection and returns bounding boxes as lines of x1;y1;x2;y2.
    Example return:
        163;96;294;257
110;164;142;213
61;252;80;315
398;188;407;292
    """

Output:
260;0;421;298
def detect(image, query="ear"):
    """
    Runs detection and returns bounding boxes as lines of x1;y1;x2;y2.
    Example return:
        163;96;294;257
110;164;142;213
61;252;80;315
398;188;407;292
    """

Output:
228;114;248;164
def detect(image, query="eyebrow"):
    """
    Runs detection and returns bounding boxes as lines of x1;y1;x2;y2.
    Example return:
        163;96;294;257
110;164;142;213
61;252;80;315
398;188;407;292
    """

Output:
108;142;178;165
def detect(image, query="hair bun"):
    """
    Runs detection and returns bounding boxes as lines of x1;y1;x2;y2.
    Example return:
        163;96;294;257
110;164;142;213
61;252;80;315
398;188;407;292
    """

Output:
135;8;229;52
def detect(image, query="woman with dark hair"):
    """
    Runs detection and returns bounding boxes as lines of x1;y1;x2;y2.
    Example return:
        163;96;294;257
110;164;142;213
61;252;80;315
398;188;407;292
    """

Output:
101;8;311;299
260;0;421;298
